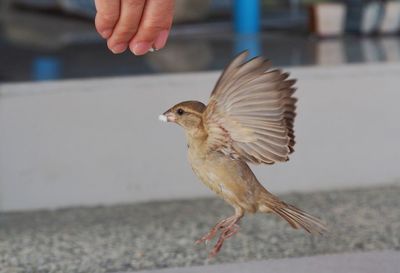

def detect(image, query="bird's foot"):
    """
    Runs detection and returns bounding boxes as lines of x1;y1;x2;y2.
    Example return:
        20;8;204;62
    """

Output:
208;223;240;258
195;217;231;245
195;214;242;257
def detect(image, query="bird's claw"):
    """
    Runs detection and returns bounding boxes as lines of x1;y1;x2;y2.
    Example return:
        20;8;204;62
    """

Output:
208;223;240;258
195;228;220;245
195;238;206;245
195;237;204;244
196;217;241;257
195;235;211;245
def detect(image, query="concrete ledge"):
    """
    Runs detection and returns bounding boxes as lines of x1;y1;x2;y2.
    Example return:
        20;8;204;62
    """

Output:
1;63;400;211
0;185;399;272
133;251;400;273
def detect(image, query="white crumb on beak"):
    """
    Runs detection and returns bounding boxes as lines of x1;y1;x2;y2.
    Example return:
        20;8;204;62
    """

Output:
158;115;168;122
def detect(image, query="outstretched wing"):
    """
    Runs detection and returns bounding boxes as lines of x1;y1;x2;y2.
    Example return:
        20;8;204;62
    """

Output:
203;51;296;164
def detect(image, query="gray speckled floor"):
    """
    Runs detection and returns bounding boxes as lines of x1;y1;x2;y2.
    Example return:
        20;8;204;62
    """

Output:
1;184;399;273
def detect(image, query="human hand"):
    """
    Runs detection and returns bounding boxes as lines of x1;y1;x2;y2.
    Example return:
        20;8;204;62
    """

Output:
94;0;175;55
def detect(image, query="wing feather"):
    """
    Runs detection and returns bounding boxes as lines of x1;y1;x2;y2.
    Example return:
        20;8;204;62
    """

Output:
203;51;297;164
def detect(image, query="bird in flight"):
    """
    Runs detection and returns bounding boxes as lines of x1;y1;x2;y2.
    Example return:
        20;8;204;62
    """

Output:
159;51;326;257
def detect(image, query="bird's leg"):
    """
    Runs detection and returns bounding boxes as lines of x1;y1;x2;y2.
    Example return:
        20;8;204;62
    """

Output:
195;215;236;244
208;223;240;257
196;207;244;257
209;207;244;257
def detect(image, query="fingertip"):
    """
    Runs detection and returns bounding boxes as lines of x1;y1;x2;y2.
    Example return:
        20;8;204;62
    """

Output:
154;29;169;50
95;15;114;39
100;29;113;39
107;40;128;54
129;41;151;56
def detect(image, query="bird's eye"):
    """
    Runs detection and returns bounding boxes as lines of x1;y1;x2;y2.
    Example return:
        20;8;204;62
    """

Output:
176;108;184;115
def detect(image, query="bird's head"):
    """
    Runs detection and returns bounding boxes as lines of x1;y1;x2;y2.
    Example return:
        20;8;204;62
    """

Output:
159;100;206;133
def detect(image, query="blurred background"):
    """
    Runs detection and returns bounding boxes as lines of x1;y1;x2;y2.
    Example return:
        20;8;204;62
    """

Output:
1;1;400;273
1;0;400;82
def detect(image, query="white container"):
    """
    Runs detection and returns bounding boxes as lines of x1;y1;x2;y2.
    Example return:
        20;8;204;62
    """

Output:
379;1;400;34
309;3;346;37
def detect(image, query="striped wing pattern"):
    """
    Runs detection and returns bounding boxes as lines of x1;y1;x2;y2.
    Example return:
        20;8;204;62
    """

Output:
203;51;297;164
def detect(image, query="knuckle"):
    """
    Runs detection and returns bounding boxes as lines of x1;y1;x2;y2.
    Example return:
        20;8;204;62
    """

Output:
142;23;165;33
141;16;172;32
118;23;139;34
99;12;119;25
113;30;136;41
123;0;143;9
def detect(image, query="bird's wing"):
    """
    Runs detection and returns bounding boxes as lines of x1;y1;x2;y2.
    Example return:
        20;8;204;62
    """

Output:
203;51;296;164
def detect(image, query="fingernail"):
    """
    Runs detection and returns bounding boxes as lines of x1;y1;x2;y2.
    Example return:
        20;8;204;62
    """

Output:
111;43;127;54
154;30;169;50
100;29;112;39
130;42;151;55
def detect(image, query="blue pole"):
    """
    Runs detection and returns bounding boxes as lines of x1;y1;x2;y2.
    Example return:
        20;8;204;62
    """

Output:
33;57;61;81
234;0;261;34
234;34;261;58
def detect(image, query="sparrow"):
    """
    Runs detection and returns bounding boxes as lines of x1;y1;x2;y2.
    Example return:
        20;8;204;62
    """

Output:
159;51;326;257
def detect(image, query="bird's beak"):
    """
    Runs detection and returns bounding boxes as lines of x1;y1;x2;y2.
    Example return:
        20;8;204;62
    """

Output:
158;111;176;123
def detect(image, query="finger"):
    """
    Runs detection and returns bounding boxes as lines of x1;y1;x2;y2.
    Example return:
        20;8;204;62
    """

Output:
94;0;120;39
107;0;146;54
129;0;174;55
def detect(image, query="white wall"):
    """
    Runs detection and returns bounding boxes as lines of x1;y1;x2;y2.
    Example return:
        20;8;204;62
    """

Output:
1;63;400;211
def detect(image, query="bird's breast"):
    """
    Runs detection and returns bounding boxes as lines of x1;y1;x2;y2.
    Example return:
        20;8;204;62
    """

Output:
188;148;245;195
187;145;262;212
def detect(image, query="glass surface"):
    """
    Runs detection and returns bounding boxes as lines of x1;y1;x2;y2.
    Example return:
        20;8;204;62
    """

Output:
0;5;399;82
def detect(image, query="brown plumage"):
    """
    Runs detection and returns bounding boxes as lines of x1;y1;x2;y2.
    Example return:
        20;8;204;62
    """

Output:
159;51;326;257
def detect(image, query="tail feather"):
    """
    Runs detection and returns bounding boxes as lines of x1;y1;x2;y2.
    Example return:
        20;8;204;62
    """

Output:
272;204;327;235
258;193;327;235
